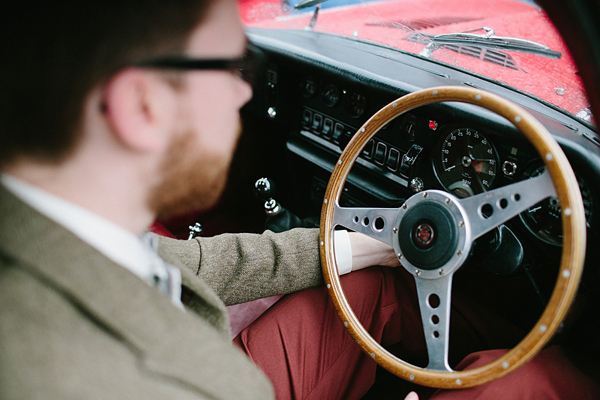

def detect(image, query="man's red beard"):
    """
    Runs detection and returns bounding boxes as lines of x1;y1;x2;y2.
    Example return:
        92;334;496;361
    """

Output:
147;126;238;221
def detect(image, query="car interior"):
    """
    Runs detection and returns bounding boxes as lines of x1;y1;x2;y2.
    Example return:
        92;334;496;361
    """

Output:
156;0;600;395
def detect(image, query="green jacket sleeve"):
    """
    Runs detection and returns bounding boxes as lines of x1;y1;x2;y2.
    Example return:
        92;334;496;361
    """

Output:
157;228;324;306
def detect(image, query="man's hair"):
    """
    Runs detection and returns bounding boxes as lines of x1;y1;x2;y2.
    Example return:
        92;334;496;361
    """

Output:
0;1;211;166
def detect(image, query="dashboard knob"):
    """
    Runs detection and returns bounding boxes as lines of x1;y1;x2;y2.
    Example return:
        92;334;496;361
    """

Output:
409;177;425;193
502;161;518;176
254;177;275;201
254;177;281;216
188;222;203;240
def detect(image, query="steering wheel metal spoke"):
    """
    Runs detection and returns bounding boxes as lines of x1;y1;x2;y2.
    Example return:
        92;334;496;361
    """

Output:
332;204;401;248
460;168;556;240
415;274;454;372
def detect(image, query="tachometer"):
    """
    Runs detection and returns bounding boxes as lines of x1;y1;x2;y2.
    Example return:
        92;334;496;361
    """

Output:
434;128;498;197
519;165;594;246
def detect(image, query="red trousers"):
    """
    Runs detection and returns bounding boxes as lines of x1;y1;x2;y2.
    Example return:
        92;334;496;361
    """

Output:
233;267;599;399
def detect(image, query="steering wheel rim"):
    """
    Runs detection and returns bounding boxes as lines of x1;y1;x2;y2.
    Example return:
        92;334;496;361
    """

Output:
319;86;586;389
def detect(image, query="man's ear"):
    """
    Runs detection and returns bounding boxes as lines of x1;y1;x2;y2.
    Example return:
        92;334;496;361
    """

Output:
101;68;176;153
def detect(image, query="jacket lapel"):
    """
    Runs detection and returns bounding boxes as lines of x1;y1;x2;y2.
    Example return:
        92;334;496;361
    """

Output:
0;185;271;399
157;241;231;337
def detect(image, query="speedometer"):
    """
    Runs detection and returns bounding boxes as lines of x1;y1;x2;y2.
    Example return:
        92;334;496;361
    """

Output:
434;128;498;198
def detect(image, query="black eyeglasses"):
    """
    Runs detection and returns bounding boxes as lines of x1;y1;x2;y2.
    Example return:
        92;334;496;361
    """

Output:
134;43;264;87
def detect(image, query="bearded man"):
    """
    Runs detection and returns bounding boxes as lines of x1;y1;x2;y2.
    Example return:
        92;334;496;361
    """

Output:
0;1;402;399
2;1;598;400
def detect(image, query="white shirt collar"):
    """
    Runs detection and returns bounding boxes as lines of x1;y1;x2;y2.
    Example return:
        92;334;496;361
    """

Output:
1;174;157;283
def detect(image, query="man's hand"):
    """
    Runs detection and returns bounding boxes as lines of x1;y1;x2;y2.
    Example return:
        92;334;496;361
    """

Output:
405;391;419;400
348;231;401;271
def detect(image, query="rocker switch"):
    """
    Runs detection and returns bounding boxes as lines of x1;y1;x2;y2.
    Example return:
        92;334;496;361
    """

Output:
373;142;387;165
322;118;333;138
399;144;423;177
362;139;374;159
312;114;323;131
332;123;345;143
386;148;401;171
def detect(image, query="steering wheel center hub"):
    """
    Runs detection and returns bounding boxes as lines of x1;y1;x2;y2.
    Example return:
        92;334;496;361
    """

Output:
394;190;472;277
398;200;459;270
414;223;435;247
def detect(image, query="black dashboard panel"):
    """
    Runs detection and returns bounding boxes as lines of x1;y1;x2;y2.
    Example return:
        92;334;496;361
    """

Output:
244;27;600;291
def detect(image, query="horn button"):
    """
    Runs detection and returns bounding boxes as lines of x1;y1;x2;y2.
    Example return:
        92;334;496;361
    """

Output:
398;201;458;270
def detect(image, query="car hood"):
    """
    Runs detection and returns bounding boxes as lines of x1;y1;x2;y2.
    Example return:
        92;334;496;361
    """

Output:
242;0;591;123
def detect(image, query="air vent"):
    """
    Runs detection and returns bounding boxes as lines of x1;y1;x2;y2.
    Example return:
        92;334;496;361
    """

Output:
444;44;522;70
367;16;478;31
404;32;523;71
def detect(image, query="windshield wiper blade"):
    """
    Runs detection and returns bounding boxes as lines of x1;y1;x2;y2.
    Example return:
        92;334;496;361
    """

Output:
418;27;562;59
294;0;329;30
294;0;328;9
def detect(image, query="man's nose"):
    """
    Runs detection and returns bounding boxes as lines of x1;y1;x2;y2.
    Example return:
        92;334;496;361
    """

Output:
237;78;253;109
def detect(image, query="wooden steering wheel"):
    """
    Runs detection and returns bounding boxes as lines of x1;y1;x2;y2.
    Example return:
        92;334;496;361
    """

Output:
319;86;586;389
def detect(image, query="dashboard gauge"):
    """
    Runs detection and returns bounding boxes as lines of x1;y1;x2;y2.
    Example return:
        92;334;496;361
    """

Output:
434;128;498;198
301;78;317;98
519;166;594;246
400;114;417;141
321;84;340;107
344;92;367;118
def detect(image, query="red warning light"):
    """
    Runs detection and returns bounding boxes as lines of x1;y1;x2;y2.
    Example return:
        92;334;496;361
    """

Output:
428;120;438;131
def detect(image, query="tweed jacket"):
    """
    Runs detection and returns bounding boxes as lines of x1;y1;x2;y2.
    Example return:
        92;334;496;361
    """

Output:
0;184;323;399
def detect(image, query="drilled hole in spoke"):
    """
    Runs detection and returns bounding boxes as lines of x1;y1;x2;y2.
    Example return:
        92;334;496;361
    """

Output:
374;217;385;231
498;198;508;209
428;294;440;309
431;315;439;324
513;193;521;202
362;217;370;226
433;331;440;338
353;216;359;224
480;203;494;219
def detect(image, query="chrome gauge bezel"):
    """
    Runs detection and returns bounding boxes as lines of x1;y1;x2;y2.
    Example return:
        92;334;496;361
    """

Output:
518;164;594;246
432;126;500;198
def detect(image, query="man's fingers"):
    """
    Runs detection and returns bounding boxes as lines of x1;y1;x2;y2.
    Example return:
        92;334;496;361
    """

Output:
404;391;419;400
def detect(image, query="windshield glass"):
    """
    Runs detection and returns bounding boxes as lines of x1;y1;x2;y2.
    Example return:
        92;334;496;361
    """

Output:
240;0;593;124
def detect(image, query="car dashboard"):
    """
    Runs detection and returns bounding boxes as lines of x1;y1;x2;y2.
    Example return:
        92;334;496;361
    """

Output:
218;26;600;343
246;29;597;242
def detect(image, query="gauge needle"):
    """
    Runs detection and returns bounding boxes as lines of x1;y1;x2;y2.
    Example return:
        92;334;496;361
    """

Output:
467;146;494;163
445;165;456;172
